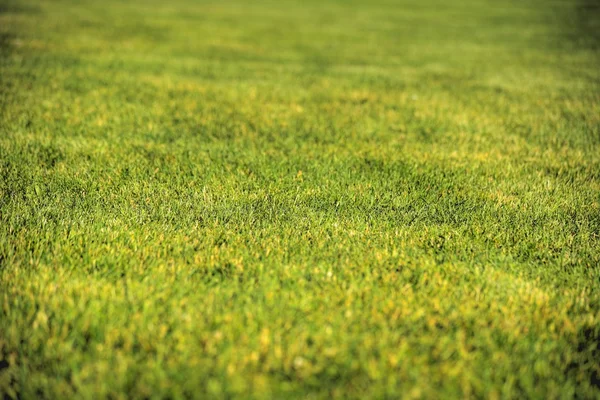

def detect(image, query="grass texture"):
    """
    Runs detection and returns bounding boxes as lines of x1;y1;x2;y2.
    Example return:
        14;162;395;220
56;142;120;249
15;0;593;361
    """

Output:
1;0;599;398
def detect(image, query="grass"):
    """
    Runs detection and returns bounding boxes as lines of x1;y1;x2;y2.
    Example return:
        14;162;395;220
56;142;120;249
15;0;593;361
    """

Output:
1;0;599;398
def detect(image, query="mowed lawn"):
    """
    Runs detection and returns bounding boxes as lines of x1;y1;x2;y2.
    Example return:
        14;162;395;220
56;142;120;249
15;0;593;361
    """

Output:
1;0;599;398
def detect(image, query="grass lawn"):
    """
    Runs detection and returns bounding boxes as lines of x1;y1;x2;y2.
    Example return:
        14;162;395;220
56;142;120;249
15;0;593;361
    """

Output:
1;0;599;398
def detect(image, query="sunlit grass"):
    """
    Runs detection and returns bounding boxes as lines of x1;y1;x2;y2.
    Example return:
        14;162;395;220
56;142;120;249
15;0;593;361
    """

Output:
1;0;599;398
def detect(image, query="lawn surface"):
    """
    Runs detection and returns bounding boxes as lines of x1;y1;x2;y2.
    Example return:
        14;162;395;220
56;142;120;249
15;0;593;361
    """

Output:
1;0;600;398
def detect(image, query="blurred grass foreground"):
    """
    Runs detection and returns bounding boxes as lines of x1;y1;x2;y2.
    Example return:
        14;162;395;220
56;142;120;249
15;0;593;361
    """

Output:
1;0;599;398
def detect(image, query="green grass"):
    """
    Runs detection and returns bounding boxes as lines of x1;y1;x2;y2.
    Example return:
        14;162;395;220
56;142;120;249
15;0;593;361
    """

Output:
1;0;599;398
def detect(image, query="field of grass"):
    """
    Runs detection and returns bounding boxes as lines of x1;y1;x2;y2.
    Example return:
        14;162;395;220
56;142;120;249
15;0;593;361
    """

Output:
1;0;599;398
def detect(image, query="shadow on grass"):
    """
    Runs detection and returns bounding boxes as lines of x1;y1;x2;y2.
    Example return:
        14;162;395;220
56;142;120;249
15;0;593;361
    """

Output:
576;0;600;49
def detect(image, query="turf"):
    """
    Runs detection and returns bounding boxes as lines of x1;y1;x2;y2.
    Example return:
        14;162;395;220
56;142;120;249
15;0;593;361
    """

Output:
1;0;599;398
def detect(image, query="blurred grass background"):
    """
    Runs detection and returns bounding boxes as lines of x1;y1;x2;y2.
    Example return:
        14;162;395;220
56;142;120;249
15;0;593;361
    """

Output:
1;0;599;398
